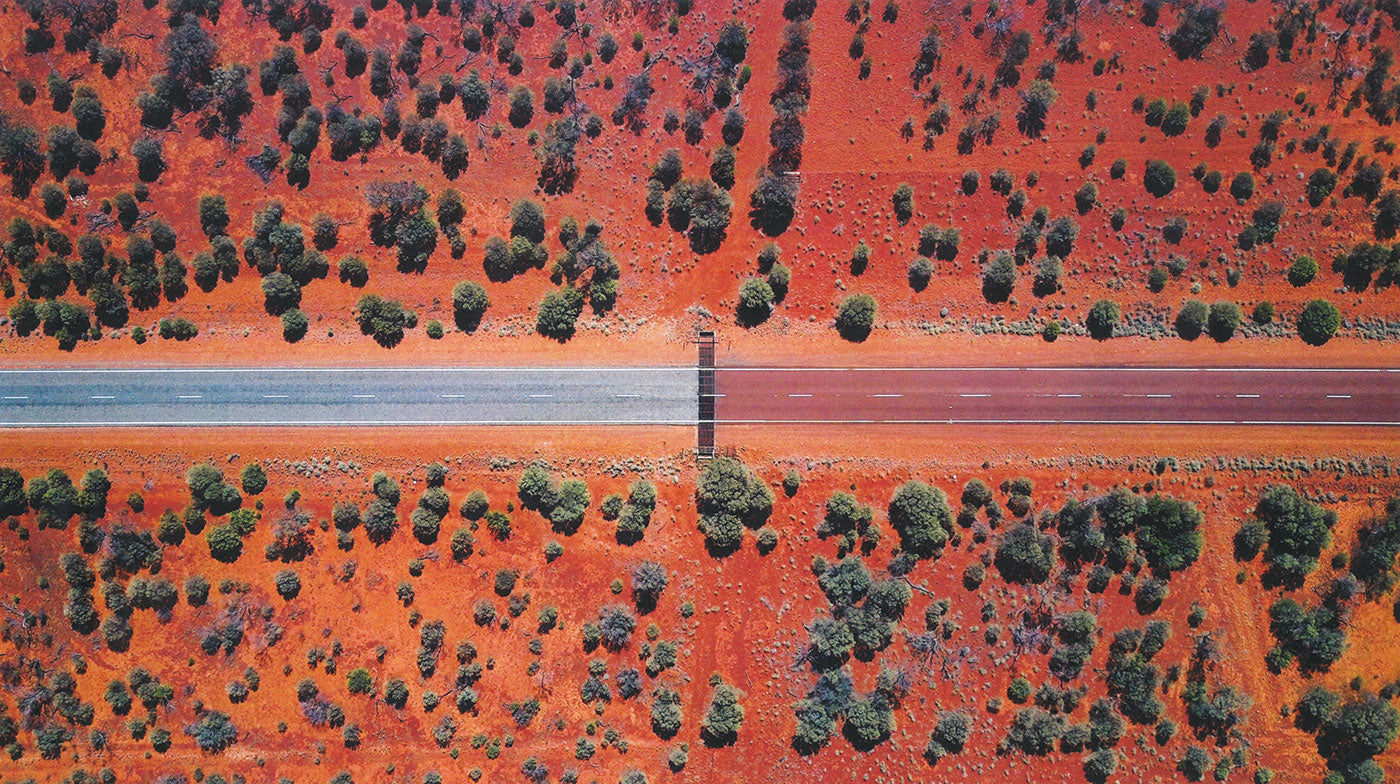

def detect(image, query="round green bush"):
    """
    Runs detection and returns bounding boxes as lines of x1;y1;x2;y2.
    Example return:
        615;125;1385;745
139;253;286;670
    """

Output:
835;294;876;342
1287;256;1318;287
1297;299;1340;346
1085;299;1121;340
280;308;309;342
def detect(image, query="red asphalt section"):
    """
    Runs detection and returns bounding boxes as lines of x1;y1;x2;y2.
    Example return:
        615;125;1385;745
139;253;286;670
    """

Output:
712;368;1400;424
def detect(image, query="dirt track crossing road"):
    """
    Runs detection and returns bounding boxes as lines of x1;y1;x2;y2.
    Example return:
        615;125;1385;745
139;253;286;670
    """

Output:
0;365;1397;427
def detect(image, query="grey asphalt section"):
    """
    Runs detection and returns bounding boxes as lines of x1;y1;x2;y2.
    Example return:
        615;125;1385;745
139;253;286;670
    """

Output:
0;367;699;426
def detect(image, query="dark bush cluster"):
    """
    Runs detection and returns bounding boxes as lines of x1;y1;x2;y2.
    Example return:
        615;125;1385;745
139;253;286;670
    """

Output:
696;457;773;556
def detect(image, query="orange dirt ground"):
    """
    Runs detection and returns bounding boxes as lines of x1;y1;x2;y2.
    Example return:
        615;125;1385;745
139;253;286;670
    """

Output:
1;424;1397;783
2;1;1400;784
1;1;1400;363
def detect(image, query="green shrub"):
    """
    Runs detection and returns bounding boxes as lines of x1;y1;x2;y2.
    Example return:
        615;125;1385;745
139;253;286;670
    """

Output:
696;457;772;556
736;277;774;325
1085;299;1121;340
452;280;489;332
354;294;412;347
1230;172;1255;201
536;287;584;341
834;294;876;342
1288;256;1318;287
1176;299;1209;340
981;253;1016;303
280;308;308;342
1207;302;1241;342
240;464;267;495
1143;160;1176;197
700;682;744;746
892;183;914;224
1297;299;1340;346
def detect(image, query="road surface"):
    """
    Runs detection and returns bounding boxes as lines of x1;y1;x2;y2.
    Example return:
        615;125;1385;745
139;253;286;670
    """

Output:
713;366;1400;425
0;367;697;426
0;365;1396;426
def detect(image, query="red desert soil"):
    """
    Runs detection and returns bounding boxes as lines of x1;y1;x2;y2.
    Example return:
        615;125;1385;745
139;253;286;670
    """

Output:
0;424;1396;782
1;1;1400;362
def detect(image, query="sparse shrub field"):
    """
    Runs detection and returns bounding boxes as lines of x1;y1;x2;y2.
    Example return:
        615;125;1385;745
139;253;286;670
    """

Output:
4;2;1400;783
0;427;1397;783
3;0;1400;360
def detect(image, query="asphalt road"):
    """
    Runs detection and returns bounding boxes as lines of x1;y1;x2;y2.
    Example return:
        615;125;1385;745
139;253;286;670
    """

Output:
0;365;1396;427
713;366;1400;425
0;367;698;426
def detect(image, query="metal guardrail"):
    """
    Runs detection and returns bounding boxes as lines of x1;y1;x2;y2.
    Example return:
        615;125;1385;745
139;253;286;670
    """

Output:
697;330;715;458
